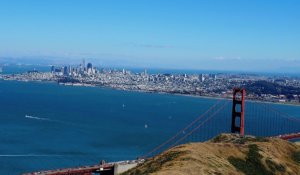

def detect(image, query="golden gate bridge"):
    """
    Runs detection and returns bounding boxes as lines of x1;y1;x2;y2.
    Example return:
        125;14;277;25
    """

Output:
23;88;300;175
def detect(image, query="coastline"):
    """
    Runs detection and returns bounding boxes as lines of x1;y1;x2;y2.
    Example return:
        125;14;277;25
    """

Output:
1;78;300;107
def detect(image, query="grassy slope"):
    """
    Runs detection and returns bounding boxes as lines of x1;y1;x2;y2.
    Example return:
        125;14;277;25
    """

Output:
122;134;300;175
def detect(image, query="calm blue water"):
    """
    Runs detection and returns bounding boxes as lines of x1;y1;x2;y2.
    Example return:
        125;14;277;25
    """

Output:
0;80;299;174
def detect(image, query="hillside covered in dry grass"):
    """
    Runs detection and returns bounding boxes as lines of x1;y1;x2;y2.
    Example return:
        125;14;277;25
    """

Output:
123;134;300;175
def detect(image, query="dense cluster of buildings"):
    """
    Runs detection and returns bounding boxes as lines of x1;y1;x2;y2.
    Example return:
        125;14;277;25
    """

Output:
51;59;98;76
0;60;300;104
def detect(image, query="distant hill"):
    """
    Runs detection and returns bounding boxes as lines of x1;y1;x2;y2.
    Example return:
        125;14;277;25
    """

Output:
122;134;300;175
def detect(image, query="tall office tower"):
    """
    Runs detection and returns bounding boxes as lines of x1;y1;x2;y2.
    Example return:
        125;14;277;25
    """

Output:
82;59;86;70
51;65;55;73
93;67;98;74
87;63;93;74
213;74;217;80
144;69;147;75
68;65;72;75
79;64;82;71
63;66;69;76
199;74;205;82
87;63;93;69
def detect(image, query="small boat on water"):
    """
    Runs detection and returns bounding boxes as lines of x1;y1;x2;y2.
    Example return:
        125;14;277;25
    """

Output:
25;115;32;118
25;115;49;121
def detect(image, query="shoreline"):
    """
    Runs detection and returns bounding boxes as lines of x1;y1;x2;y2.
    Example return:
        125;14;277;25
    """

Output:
1;78;300;107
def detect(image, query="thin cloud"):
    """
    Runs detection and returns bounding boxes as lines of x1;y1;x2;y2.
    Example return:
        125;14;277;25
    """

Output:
130;42;173;48
214;56;225;60
213;56;242;60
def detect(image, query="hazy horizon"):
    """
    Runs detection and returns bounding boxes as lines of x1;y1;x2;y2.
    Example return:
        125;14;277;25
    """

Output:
1;57;300;76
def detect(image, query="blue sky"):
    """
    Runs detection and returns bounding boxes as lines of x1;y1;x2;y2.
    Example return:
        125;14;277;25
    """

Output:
0;0;299;72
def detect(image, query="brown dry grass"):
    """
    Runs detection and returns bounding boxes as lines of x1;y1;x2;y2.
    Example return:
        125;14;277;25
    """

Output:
122;134;300;175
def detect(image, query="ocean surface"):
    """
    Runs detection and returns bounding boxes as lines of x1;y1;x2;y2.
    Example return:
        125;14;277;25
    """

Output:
0;81;299;174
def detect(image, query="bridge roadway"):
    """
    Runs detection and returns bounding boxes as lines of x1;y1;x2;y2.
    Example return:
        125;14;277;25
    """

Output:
277;132;300;140
22;159;144;175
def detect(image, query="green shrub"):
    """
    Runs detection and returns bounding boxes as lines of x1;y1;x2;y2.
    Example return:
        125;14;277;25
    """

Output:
292;151;300;163
212;135;227;143
254;136;269;142
265;158;286;172
233;137;247;144
228;144;273;175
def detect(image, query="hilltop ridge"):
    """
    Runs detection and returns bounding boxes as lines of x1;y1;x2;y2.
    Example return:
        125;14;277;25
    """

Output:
123;134;300;175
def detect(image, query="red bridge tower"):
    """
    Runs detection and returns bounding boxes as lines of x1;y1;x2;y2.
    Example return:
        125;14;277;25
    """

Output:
231;88;246;136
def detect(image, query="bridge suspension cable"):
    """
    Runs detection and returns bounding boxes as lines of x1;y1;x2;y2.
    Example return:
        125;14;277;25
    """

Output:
142;98;230;158
261;102;300;123
169;100;231;148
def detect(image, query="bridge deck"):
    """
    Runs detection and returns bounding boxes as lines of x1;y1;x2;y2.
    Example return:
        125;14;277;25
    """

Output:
22;164;107;175
22;160;143;175
278;132;300;140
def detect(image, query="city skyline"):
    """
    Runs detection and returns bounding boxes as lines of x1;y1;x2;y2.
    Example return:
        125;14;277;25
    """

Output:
0;0;300;72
